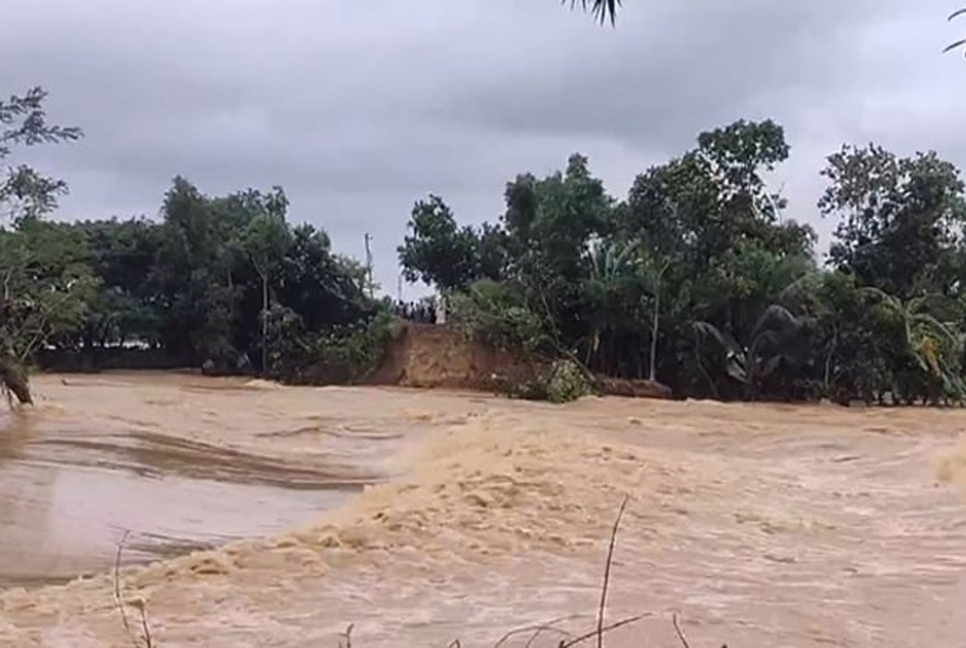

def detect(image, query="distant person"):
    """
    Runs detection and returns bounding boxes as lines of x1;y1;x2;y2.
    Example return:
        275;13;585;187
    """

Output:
435;296;446;325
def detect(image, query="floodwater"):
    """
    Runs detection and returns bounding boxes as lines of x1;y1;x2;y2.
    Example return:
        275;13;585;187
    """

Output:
0;373;406;589
3;374;966;647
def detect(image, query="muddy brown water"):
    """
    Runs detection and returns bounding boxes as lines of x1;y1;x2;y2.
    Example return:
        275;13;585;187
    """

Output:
0;373;403;589
3;373;966;647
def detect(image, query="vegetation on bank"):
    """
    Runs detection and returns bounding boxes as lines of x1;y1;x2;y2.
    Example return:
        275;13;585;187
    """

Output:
5;85;966;407
398;119;966;406
0;88;396;404
7;0;966;408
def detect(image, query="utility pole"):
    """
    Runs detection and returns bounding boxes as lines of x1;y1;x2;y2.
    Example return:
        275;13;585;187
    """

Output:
364;232;374;298
397;272;403;303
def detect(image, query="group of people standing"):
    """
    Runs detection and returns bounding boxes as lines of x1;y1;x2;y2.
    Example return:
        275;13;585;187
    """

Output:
392;297;446;325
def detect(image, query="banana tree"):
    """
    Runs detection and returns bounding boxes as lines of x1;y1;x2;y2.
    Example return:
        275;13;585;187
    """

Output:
860;288;966;402
582;238;639;369
693;303;809;399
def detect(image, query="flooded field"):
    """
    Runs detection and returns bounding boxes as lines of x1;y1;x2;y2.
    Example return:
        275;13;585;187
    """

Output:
2;373;966;646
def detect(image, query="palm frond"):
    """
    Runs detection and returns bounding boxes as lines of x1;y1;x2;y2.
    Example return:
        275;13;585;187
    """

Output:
944;37;966;55
759;354;783;379
945;8;966;56
565;0;621;25
776;271;820;306
752;303;800;337
912;312;960;346
858;285;896;305
692;321;743;356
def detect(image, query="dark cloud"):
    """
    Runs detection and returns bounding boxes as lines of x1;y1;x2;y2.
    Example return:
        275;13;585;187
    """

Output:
2;0;965;297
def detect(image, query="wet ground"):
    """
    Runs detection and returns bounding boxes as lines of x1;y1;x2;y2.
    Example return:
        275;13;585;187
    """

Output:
3;374;966;647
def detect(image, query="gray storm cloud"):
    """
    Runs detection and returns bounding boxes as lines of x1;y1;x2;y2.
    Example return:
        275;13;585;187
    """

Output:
2;0;964;297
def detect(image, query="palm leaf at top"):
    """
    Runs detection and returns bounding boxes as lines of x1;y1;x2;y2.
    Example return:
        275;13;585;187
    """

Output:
565;0;621;25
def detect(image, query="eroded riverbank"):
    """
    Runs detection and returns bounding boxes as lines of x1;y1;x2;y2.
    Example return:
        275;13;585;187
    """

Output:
3;374;966;646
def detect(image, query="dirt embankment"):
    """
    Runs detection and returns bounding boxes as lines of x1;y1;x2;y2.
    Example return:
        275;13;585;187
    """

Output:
368;323;519;389
369;322;671;399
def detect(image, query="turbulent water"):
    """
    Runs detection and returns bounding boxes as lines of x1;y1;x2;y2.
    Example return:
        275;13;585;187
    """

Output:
2;373;966;647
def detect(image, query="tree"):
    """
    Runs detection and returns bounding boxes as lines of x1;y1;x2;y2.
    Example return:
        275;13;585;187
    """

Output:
861;288;965;403
398;195;492;291
72;217;165;348
0;224;97;403
635;249;670;382
143;176;382;378
582;238;639;369
1;87;83;227
237;186;290;373
694;304;810;400
501;153;615;354
0;87;83;403
819;144;966;298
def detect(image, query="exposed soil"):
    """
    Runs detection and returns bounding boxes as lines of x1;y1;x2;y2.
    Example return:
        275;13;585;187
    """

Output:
369;323;528;390
370;323;672;399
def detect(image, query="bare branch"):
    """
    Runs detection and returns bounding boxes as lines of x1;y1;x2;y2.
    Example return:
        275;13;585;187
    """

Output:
596;495;628;648
673;614;692;648
338;623;354;648
557;613;652;648
133;600;154;648
113;530;138;648
494;614;586;647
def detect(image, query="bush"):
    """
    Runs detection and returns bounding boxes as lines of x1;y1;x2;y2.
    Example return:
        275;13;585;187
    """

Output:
545;359;595;403
448;279;547;354
268;305;398;385
491;358;595;404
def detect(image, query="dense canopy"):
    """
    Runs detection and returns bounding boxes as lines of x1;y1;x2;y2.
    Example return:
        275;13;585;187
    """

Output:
4;0;966;406
398;119;966;405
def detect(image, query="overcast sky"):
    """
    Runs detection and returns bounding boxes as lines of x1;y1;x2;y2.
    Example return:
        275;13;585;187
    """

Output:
4;0;966;299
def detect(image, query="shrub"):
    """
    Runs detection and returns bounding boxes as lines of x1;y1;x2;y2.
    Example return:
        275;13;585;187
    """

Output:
545;359;595;403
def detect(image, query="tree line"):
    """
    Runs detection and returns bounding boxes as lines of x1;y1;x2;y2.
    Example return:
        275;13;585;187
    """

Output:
4;81;966;407
397;119;966;405
0;88;393;404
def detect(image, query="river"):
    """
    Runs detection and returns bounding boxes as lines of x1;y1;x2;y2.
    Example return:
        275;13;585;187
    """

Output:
2;373;966;646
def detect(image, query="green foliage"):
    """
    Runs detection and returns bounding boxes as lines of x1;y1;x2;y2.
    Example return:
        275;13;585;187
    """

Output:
448;279;547;354
397;195;505;291
545;359;596;403
820;144;966;298
0;88;84;402
144;177;377;373
488;358;595;404
1;87;82;226
0;223;98;361
267;306;397;385
315;308;397;383
10;83;966;410
399;117;966;406
5;172;379;387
